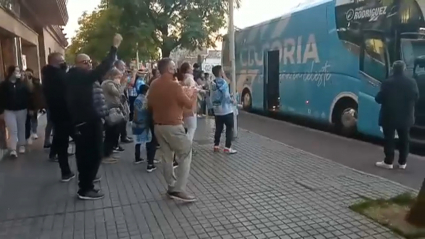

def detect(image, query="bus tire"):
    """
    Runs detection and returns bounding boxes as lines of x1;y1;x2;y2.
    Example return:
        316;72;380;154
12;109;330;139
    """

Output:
242;89;252;111
332;98;358;136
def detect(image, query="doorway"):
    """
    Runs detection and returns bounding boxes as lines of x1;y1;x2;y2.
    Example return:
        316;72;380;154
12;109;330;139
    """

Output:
264;50;280;111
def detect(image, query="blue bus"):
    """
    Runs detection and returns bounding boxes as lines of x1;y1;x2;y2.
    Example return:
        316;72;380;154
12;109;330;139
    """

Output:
222;0;425;143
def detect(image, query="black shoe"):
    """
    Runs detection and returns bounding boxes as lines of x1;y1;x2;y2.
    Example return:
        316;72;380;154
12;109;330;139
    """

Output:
77;189;104;200
173;161;179;169
121;137;133;143
93;176;102;183
113;146;125;153
147;164;157;173
61;173;76;182
134;158;145;164
44;144;51;149
49;156;58;162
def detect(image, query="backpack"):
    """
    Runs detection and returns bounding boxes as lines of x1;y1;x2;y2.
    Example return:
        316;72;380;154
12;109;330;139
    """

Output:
211;79;224;106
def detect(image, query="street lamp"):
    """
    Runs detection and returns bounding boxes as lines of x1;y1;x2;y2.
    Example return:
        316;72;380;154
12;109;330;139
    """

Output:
228;0;238;138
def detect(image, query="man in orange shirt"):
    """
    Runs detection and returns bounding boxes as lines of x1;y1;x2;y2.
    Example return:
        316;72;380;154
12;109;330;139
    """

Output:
147;58;198;202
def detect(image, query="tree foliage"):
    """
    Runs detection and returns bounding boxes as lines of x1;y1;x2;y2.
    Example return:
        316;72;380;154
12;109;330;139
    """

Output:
109;0;240;57
66;1;159;63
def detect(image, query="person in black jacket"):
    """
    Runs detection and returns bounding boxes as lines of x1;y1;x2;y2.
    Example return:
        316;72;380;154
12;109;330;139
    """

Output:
0;65;34;158
25;68;44;141
66;33;122;200
375;60;419;170
42;52;76;182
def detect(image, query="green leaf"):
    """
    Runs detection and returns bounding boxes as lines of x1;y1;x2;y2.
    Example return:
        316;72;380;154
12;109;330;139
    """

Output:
109;0;240;57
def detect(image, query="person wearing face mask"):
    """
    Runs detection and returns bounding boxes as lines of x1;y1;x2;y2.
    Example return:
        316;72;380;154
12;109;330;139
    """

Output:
101;68;125;164
65;34;122;200
0;66;34;158
41;52;76;182
25;68;44;142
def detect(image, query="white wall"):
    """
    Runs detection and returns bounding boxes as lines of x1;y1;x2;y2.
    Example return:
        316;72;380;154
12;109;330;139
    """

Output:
202;57;221;73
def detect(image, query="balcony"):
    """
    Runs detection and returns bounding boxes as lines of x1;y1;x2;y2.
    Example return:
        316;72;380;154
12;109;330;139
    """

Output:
0;0;20;17
51;25;68;47
25;0;68;26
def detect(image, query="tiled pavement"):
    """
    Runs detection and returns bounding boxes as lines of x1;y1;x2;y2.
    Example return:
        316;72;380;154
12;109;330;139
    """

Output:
0;117;416;239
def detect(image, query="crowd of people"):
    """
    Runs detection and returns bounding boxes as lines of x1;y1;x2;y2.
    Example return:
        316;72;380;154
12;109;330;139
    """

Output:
0;30;420;203
0;33;238;202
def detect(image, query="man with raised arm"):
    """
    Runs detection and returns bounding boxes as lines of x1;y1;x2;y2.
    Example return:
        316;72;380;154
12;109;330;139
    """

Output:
66;34;123;200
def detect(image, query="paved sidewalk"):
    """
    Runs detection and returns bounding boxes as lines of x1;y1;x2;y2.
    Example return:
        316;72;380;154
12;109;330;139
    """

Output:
0;117;415;239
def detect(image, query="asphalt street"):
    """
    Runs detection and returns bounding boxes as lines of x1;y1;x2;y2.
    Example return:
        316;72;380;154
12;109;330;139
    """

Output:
237;110;425;190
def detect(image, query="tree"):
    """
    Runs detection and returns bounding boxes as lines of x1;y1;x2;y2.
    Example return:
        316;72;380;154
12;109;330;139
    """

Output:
66;1;159;63
109;0;240;57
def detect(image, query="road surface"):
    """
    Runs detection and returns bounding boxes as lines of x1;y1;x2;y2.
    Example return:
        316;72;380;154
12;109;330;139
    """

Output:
237;111;425;190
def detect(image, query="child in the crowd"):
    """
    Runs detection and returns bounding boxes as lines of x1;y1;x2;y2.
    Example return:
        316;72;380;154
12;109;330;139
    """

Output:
132;84;157;172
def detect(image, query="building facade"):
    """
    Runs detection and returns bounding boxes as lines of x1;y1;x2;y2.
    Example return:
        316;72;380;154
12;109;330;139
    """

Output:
170;48;222;73
0;0;68;157
0;0;68;78
202;50;221;74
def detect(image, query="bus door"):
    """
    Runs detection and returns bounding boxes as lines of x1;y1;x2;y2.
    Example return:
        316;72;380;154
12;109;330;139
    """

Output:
263;50;280;112
357;33;390;137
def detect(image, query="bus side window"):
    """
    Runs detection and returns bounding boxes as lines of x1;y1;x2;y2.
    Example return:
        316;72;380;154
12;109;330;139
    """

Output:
362;38;388;81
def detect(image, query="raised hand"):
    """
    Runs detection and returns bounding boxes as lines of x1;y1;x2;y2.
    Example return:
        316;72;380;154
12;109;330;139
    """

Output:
113;33;123;48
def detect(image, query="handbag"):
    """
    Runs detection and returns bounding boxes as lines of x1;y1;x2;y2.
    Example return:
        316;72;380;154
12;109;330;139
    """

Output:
105;107;125;125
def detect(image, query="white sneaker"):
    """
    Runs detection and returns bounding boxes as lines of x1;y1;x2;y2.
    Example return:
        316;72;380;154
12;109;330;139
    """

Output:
397;164;407;170
32;133;38;140
375;161;393;169
10;150;17;158
27;138;33;145
224;148;237;154
18;146;25;154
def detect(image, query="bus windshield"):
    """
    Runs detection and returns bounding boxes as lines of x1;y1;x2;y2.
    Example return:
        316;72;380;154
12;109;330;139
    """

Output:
401;38;425;70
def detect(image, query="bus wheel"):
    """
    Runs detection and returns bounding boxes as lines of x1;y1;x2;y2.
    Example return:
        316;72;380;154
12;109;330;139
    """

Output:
242;90;252;111
333;100;358;136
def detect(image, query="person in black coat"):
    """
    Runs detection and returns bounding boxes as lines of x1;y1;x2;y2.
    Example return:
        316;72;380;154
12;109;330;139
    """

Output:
65;33;122;200
0;65;34;157
42;52;75;182
375;60;419;170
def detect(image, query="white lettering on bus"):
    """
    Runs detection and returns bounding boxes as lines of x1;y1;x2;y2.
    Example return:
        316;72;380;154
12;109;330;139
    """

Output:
279;61;332;87
239;34;320;66
351;6;387;22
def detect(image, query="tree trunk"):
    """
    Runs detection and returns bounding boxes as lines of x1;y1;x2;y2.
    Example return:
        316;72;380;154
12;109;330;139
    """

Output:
161;47;171;58
406;178;425;227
